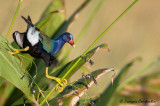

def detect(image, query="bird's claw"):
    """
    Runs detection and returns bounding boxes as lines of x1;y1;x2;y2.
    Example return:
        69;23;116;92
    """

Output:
56;86;63;92
56;78;67;87
55;78;68;92
8;47;29;55
8;49;19;55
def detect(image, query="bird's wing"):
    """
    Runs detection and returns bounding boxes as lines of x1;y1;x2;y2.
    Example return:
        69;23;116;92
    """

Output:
21;16;54;53
39;32;54;53
13;31;25;48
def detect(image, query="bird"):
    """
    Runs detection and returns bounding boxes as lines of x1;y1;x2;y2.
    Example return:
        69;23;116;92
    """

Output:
9;16;75;90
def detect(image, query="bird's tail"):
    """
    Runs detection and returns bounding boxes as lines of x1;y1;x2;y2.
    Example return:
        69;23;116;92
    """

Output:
21;16;41;32
21;16;34;28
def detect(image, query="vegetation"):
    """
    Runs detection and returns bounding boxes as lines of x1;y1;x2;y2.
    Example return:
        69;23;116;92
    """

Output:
0;0;159;105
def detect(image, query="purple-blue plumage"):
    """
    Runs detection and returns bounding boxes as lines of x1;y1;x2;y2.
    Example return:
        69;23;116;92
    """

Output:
50;38;65;55
50;32;74;55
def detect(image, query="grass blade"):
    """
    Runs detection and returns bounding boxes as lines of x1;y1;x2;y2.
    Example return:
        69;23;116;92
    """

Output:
6;0;23;40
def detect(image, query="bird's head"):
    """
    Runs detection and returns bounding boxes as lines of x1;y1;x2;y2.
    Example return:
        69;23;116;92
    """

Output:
62;32;75;47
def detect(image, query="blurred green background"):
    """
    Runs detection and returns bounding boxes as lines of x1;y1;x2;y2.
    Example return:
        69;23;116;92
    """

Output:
0;0;160;105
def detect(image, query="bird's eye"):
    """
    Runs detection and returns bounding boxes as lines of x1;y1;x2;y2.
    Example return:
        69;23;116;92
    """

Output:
67;36;70;39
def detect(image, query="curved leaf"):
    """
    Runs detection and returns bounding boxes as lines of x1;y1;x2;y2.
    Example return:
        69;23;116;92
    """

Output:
95;57;142;106
49;68;114;106
52;44;109;79
0;35;34;102
95;57;160;106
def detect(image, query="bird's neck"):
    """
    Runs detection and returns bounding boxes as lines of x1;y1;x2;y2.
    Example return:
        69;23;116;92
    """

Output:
51;37;65;55
56;37;66;48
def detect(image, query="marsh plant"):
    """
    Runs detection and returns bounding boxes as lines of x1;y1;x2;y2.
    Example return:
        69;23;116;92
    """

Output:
0;0;159;106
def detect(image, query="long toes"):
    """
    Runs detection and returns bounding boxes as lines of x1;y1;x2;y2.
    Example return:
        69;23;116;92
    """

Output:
57;78;68;87
58;81;64;87
9;52;16;55
58;87;63;92
62;79;68;85
56;86;59;91
62;82;66;86
55;79;68;92
56;86;63;92
58;79;67;87
8;49;18;55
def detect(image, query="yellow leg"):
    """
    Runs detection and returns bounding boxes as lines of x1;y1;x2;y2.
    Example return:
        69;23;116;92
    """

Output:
45;67;67;91
9;46;29;55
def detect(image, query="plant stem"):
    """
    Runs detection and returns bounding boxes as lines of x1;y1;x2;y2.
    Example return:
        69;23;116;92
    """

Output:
6;0;23;40
83;0;138;55
40;0;138;105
